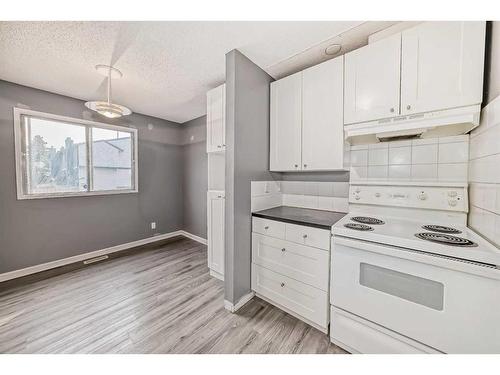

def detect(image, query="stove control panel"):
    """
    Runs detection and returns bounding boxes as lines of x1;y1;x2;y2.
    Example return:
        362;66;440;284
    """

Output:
350;184;468;212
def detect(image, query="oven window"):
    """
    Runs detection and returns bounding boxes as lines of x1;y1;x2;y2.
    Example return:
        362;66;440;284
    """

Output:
359;263;444;310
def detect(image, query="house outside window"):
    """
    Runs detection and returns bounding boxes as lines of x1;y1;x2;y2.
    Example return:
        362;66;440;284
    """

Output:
14;108;138;199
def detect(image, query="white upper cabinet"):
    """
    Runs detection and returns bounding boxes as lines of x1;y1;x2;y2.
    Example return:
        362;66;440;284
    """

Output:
302;56;344;170
270;72;302;171
206;84;226;153
401;22;486;115
207;191;225;278
344;33;402;124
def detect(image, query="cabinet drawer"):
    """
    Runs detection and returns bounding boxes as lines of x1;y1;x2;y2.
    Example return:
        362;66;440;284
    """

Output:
252;217;286;239
252;264;328;329
285;223;330;250
252;233;329;291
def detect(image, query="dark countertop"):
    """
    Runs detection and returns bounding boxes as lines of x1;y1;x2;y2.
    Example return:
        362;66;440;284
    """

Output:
252;206;346;230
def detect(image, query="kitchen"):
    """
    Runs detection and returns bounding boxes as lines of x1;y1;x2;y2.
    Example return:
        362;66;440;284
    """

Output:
1;2;500;372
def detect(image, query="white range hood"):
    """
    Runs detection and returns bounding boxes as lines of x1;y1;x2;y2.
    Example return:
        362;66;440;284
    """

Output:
344;104;481;144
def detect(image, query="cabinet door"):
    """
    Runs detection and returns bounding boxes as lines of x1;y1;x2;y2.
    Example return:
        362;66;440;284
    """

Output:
344;33;402;124
401;22;486;115
206;84;226;153
207;191;225;277
270;72;302;171
302;56;344;170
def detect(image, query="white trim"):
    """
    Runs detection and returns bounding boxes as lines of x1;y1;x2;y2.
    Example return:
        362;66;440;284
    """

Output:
179;230;207;245
224;291;255;313
209;269;224;281
13;107;139;200
0;231;188;283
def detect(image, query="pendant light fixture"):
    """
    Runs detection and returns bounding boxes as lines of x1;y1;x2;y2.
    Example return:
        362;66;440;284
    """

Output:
85;64;132;119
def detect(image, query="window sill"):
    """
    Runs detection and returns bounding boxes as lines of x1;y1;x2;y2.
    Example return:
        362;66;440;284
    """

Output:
16;189;139;200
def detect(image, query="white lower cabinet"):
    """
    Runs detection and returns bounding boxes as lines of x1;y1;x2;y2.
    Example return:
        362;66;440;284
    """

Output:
251;218;330;333
207;191;225;280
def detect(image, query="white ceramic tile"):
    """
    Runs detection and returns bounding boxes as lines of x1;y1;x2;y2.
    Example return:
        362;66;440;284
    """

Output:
469;123;500;160
251;194;282;212
389;146;411;165
333;182;349;198
412;138;438;146
438;135;469;144
368;166;388;179
388;165;411;180
368;142;388;150
333;198;349;213
250;181;266;197
411;144;438;165
350;144;368;151
368;148;388;166
411;164;438;180
438;163;468;182
351;149;368;166
469;154;500;184
302;195;319;209
438;142;469;164
282;194;303;207
389;140;412;148
281;181;304;194
317;196;334;211
350;166;368;180
317;182;334;197
302;182;319;196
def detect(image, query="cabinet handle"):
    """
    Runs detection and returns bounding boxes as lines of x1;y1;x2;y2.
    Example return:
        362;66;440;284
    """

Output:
280;282;285;287
406;105;411;110
264;226;269;230
281;248;286;252
294;164;298;168
303;164;307;168
303;234;308;239
217;145;222;148
390;108;395;113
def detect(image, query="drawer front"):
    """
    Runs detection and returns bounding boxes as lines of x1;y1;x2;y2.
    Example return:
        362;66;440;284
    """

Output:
252;217;286;239
285;223;330;250
252;233;329;291
331;307;439;354
252;263;328;328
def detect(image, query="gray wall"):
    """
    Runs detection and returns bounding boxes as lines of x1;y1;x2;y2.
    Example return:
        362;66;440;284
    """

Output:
224;50;274;304
181;115;208;238
0;80;184;273
485;21;500;105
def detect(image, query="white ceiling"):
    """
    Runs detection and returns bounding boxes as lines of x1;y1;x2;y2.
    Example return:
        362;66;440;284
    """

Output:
0;21;396;123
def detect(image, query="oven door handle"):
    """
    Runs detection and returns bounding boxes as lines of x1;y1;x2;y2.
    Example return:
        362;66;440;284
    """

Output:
332;236;500;279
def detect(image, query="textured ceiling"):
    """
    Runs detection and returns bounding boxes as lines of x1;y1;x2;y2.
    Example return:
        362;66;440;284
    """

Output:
0;21;396;123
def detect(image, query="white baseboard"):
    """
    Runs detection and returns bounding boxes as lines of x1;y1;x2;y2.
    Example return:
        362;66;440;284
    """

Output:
179;230;207;245
0;230;206;283
224;291;255;313
209;269;224;281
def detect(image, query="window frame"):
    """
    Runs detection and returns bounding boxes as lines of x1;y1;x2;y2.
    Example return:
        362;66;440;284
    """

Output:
13;107;139;200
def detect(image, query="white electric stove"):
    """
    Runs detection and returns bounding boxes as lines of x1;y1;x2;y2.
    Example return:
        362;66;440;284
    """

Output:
330;181;500;354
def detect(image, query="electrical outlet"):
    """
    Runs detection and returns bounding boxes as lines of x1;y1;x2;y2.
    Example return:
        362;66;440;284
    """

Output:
151;222;156;230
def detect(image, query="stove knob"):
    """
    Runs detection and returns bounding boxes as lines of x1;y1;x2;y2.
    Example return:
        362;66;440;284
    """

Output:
355;188;361;193
354;195;360;201
448;199;458;207
448;191;458;197
417;192;427;200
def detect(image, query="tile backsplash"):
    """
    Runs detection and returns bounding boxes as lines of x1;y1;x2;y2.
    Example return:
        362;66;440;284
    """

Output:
251;181;349;213
349;135;469;183
468;95;500;248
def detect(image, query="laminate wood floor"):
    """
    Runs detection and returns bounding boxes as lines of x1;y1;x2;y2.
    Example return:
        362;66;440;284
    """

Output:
0;238;347;354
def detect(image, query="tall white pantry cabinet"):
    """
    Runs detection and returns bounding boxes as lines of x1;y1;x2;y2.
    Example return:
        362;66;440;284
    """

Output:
207;84;226;281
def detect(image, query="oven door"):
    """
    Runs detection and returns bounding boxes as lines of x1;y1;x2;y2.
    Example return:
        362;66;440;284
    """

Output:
332;236;500;354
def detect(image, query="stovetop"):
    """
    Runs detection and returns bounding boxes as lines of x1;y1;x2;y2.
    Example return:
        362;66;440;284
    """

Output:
332;214;500;267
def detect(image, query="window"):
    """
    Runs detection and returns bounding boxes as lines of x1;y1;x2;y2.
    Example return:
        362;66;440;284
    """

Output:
14;108;138;199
